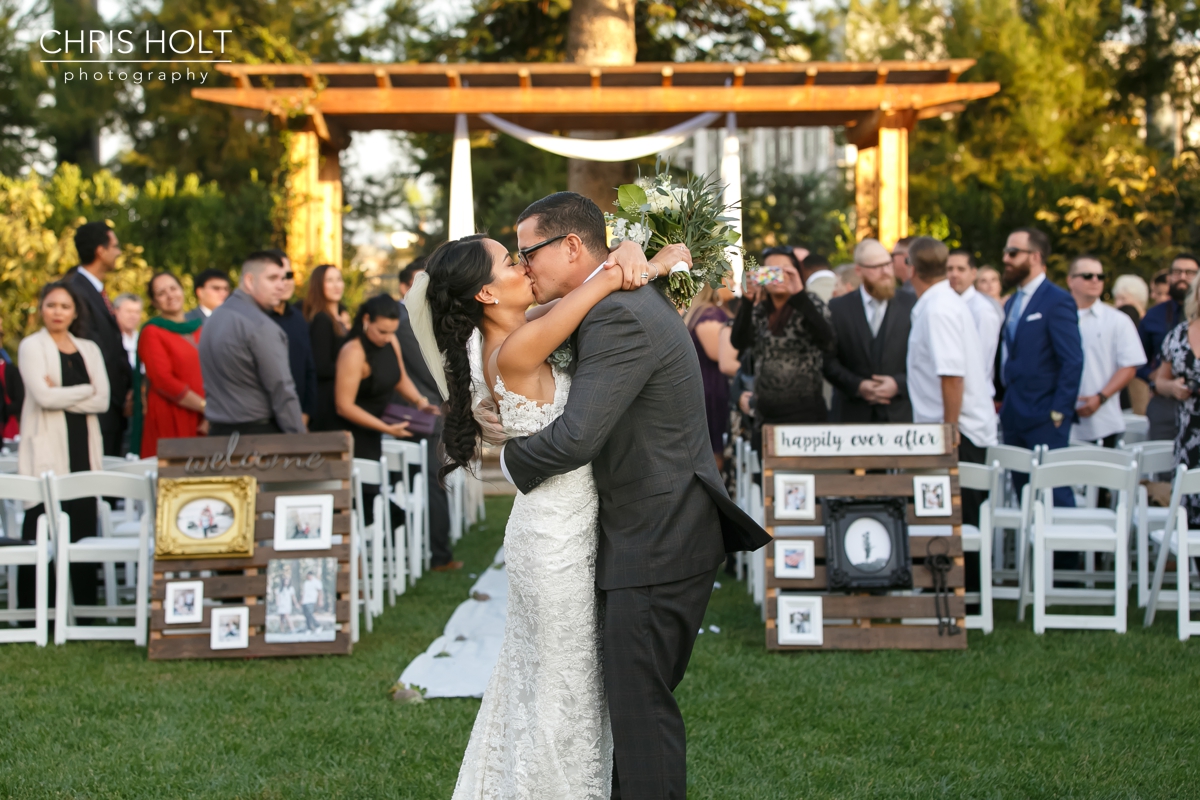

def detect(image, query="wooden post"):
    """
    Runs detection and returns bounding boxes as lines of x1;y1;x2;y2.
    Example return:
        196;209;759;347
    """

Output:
287;130;344;279
876;124;908;251
854;145;878;243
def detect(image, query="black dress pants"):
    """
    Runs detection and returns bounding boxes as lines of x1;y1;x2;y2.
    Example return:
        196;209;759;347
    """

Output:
17;498;98;609
958;436;988;595
605;566;718;800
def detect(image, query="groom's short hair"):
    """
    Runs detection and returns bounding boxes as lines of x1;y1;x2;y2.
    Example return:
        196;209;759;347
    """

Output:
517;192;608;257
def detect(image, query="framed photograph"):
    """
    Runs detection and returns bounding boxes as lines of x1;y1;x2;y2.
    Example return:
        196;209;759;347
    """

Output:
913;475;953;518
776;594;823;646
155;476;257;559
163;580;204;625
773;539;816;580
273;495;335;551
210;606;249;650
773;473;816;520
824;497;912;591
265;557;339;643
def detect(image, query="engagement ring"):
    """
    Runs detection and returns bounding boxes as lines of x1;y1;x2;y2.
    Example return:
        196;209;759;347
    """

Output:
640;273;649;280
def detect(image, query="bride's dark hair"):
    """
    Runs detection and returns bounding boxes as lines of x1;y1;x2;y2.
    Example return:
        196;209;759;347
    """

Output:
424;234;493;480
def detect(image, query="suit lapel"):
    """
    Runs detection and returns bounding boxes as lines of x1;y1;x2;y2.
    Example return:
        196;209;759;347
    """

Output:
1014;279;1050;340
845;295;874;365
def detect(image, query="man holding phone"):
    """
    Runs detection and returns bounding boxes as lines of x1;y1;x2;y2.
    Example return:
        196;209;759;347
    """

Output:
823;238;915;423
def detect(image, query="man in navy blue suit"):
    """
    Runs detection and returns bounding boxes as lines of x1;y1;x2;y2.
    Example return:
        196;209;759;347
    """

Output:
996;227;1084;508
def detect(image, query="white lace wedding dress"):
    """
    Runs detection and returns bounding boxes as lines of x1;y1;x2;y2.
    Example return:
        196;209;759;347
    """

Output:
451;365;613;800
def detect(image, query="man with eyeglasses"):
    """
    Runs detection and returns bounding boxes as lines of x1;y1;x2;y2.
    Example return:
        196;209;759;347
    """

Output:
1138;254;1200;440
824;238;915;423
1067;255;1146;447
997;227;1083;508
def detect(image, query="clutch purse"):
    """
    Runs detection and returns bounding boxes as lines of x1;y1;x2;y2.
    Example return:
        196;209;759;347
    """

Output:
381;404;439;437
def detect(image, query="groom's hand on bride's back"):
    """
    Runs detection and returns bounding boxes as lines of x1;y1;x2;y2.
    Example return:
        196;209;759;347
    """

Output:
473;392;507;445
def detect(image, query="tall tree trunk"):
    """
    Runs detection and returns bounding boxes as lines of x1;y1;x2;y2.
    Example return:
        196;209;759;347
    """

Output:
50;0;103;170
565;0;637;210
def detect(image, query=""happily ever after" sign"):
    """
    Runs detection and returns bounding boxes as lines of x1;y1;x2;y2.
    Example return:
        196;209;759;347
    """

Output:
771;424;948;458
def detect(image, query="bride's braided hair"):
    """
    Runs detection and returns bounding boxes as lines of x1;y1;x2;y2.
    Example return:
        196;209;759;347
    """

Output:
423;235;493;480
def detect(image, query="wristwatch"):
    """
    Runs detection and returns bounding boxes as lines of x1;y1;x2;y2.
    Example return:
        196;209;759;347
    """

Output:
1050;410;1064;427
1097;391;1110;404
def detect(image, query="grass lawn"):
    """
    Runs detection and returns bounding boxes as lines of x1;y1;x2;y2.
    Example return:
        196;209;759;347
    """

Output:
2;495;1200;798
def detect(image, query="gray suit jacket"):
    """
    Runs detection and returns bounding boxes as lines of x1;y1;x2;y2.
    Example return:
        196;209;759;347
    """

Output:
503;284;771;591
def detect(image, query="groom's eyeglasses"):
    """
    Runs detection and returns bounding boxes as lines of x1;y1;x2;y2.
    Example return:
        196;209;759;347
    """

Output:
517;233;569;267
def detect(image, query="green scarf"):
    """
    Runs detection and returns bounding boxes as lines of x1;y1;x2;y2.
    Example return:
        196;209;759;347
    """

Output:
129;316;204;457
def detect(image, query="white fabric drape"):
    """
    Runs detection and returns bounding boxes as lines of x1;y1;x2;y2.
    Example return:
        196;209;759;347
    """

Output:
720;112;744;288
479;112;721;162
448;113;475;240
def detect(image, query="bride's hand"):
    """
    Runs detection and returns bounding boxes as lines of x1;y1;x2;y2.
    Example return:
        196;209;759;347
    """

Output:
604;240;653;290
473;393;508;445
649;243;692;277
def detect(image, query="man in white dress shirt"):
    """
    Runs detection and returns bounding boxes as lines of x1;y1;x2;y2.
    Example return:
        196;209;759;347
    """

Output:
947;248;1005;390
906;236;999;530
1067;255;1146;446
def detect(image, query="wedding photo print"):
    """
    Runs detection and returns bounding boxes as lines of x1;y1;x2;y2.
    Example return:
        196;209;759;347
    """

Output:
155;476;257;559
913;475;953;517
773;473;816;520
265;557;338;643
774;538;816;580
776;594;823;647
209;606;249;650
163;580;204;625
273;495;335;551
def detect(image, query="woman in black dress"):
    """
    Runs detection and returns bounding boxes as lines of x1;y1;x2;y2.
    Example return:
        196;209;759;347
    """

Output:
304;264;353;431
336;295;438;522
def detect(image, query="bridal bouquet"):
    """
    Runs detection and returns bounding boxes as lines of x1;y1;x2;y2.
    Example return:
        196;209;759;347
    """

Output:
605;169;744;311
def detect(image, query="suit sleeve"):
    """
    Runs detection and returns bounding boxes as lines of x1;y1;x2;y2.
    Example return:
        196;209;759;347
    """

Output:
821;310;867;398
252;326;305;433
301;331;318;416
729;296;755;351
1136;314;1157;381
787;291;835;353
503;301;658;493
1050;294;1085;416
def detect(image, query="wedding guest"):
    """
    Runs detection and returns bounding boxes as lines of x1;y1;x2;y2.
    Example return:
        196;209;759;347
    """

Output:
892;236;915;296
686;284;732;469
1150;269;1170;307
730;246;834;449
997;227;1083;510
113;293;142;370
800;254;837;304
1067;256;1145;447
16;281;109;611
336;295;437;524
1153;274;1200;525
132;273;207;457
906;237;998;529
975;266;1003;303
265;250;318;427
832;263;860;298
1140;255;1198;440
185;268;231;322
0;315;23;441
398;262;425;299
199;252;304;436
1113;274;1149;321
68;221;131;456
304;264;352;432
947;248;1004;390
824;238;915;423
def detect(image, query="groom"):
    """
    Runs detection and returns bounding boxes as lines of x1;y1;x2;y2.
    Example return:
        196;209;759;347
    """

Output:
501;192;771;799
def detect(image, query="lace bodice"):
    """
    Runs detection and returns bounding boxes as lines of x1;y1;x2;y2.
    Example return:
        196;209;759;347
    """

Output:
494;366;571;438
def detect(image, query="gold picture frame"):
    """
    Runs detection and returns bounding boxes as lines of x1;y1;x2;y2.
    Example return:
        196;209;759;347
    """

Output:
155;476;258;559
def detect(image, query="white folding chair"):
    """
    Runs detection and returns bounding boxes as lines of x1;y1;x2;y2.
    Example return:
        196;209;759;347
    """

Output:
97;465;157;608
352;459;391;625
1144;465;1200;637
0;475;52;645
985;444;1037;600
1018;461;1134;633
1129;441;1177;607
47;471;151;645
383;439;428;581
446;467;464;545
958;461;996;634
1120;413;1150;446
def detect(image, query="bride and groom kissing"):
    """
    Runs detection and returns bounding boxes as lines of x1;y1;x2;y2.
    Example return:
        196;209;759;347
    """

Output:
407;191;771;799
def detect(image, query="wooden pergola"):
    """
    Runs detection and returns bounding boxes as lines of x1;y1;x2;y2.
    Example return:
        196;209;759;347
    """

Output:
194;60;998;270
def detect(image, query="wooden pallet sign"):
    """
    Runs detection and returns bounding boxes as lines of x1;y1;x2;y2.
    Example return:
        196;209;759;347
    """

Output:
762;422;967;652
148;432;355;660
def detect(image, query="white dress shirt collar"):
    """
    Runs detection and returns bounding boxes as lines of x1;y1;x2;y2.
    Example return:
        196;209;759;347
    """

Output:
960;284;979;303
860;285;887;315
77;266;104;293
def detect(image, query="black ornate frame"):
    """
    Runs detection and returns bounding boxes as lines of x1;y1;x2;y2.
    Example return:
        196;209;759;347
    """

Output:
824;497;912;591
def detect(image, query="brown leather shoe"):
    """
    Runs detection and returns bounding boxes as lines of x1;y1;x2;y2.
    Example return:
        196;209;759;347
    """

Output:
431;560;464;572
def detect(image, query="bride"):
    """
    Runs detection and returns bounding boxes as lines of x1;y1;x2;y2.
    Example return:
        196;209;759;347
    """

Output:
408;234;657;799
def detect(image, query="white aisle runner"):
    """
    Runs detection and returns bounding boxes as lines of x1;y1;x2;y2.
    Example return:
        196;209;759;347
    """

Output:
398;547;508;699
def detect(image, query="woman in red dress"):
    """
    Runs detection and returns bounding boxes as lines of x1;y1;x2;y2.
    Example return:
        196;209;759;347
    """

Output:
132;273;207;457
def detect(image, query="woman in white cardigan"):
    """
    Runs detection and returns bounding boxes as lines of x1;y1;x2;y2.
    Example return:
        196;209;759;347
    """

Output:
16;281;109;610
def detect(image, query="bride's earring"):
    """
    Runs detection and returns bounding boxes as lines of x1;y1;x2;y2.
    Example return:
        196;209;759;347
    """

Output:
494;299;500;304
